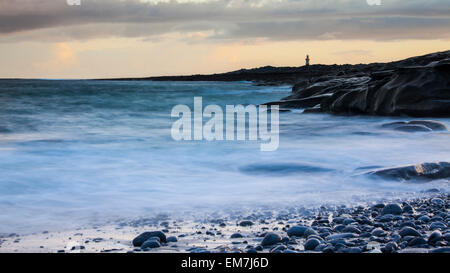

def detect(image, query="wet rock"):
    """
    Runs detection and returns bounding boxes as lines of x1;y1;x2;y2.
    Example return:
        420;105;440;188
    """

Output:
407;237;427;247
342;226;361;234
378;214;395;222
382;242;399;253
382;120;448;132
167;236;178;243
402;204;415;214
431;198;445;206
133;231;167;247
418;215;431;223
428;231;443;245
261;232;282;247
304;238;321;251
371;228;387;237
239;221;254;227
286;226;309;237
430;222;446;230
141;239;161;249
367;162;450;182
382;204;403;215
270;245;287;253
399;227;421;237
230;233;244;239
303;228;318;238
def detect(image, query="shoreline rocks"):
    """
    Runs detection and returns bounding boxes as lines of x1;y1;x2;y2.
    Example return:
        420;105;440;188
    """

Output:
366;162;450;182
265;50;450;117
123;194;449;254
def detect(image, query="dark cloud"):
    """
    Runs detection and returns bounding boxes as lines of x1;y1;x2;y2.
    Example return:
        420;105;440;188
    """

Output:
0;0;449;42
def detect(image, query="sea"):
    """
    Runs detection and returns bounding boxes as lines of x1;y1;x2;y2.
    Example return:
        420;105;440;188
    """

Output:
0;79;449;233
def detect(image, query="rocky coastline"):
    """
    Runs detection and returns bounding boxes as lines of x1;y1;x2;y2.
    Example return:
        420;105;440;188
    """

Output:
1;193;448;253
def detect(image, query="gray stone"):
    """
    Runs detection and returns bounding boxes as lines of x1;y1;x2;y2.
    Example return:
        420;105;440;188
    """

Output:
133;231;166;247
399;227;421;237
239;221;254;227
382;204;403;215
286;226;309;237
167;236;178;243
141;239;161;249
304;238;321;251
261;232;282;247
428;231;443;245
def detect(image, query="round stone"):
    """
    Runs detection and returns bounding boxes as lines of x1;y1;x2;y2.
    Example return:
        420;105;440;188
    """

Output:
167;236;178;243
399;227;421;237
431;198;444;206
286;226;309;237
230;233;244;239
141;239;161;249
239;220;254;227
382;204;403;215
428;230;443;245
261;232;282;246
303;228;318;238
304;238;321;251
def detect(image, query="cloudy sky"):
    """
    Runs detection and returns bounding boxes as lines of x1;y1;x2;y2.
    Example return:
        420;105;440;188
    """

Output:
0;0;449;79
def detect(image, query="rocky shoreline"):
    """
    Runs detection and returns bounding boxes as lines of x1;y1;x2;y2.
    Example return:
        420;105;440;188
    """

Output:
127;194;450;254
105;50;450;117
265;50;450;117
1;193;448;253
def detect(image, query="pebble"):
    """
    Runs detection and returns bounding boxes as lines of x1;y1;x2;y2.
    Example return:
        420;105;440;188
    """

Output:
427;231;442;245
382;242;398;253
230;233;244;239
399;227;421;237
371;228;387;237
286;226;309;237
342;226;361;234
407;237;427;247
239;221;254;227
431;198;444;206
261;232;282;247
304;238;321;251
141;239;161;249
382;204;403;215
167;236;178;243
132;231;166;247
430;222;446;230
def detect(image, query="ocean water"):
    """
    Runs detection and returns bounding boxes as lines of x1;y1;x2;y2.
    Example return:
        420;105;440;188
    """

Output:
0;80;449;233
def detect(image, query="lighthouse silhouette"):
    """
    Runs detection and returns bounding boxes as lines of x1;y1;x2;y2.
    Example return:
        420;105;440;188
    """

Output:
305;54;310;66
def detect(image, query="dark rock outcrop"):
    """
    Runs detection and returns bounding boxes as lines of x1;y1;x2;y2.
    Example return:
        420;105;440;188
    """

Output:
366;162;450;182
381;120;448;132
266;51;450;117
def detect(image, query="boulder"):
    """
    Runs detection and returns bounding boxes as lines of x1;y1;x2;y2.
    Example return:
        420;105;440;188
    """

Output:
265;51;450;117
367;162;450;182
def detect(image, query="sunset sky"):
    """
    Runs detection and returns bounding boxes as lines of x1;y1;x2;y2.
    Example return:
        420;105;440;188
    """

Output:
0;0;449;79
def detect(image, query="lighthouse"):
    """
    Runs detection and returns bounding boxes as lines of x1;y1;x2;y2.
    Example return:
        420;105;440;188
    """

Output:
305;54;310;66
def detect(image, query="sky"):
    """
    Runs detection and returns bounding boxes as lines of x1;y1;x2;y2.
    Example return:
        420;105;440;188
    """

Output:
0;0;449;79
